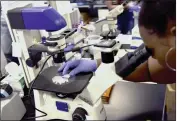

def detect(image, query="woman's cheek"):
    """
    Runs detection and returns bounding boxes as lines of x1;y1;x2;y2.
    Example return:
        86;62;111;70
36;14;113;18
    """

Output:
156;56;166;66
155;47;169;67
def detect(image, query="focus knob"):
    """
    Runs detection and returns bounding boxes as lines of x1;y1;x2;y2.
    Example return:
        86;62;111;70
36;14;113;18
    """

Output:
72;107;87;121
26;58;35;67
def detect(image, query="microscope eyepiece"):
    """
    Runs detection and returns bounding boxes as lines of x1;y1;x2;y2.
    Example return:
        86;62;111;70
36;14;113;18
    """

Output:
115;43;152;78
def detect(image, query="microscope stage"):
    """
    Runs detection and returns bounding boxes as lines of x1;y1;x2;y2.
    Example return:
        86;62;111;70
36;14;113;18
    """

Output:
31;66;93;95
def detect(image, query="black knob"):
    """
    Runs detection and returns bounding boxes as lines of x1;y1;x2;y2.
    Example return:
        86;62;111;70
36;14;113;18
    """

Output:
0;83;13;98
101;52;114;64
72;107;87;121
26;58;35;67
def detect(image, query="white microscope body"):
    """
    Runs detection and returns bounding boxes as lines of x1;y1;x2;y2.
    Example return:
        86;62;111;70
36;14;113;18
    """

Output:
94;4;124;35
4;4;117;121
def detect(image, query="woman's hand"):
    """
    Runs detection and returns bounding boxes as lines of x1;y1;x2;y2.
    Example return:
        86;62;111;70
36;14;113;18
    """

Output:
58;59;97;77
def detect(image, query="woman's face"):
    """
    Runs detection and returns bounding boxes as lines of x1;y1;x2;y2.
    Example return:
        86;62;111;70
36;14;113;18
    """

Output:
139;26;176;68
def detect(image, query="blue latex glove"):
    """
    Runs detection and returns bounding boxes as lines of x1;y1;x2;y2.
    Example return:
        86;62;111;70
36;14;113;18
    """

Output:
58;59;97;77
129;5;141;12
64;44;74;52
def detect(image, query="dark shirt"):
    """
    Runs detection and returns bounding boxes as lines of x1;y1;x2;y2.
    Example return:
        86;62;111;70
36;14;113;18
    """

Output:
117;9;134;34
116;0;134;34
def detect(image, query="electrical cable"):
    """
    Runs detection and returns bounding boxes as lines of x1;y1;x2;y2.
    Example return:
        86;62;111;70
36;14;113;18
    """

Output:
71;44;95;52
22;94;34;99
24;43;69;119
71;40;112;53
125;49;129;52
24;55;52;120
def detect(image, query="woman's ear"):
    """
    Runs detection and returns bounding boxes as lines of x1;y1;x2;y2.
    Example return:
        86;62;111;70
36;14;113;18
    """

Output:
170;26;176;36
169;26;176;48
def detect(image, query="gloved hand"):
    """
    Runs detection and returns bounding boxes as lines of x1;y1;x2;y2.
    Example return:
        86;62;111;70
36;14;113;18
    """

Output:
58;59;97;77
64;44;74;52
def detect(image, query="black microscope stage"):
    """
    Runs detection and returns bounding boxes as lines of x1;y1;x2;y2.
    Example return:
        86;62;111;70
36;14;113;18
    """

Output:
31;66;93;95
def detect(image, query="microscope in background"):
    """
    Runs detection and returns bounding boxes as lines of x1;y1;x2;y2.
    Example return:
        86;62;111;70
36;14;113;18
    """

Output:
85;0;138;39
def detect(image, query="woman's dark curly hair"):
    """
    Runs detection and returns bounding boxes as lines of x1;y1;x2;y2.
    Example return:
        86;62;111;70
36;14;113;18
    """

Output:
138;0;176;37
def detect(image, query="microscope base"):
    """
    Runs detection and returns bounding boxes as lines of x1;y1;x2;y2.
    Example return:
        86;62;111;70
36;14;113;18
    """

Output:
33;90;107;120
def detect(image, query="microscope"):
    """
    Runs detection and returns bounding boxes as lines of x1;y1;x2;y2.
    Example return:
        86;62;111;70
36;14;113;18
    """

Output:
93;0;140;39
6;6;107;120
93;0;130;39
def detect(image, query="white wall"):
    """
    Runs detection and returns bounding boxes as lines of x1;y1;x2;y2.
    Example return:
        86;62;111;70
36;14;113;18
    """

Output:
1;49;7;76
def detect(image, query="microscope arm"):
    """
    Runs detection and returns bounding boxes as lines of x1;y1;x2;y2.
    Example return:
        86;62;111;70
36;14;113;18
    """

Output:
107;4;124;18
94;19;110;35
28;44;48;53
26;44;48;68
27;44;61;54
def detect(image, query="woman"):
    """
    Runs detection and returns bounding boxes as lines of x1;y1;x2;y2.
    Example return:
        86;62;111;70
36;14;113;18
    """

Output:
58;0;176;84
